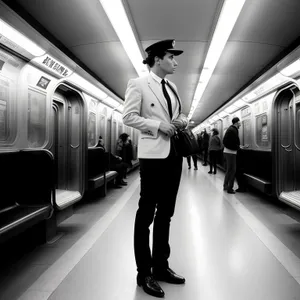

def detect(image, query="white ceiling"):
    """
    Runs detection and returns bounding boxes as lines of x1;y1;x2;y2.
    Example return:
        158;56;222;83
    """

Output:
3;0;300;127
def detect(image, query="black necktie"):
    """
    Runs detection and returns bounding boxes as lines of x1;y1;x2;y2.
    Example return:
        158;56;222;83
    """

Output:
161;79;172;118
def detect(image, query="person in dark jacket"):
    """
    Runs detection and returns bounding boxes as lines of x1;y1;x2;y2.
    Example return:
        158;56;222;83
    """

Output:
222;117;241;194
201;129;209;166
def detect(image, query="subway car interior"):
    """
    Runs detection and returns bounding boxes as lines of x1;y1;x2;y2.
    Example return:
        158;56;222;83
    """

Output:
0;0;300;299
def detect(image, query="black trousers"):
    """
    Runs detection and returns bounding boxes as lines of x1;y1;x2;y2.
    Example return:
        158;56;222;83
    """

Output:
202;147;208;164
223;153;236;190
134;154;183;276
186;155;198;168
209;150;218;173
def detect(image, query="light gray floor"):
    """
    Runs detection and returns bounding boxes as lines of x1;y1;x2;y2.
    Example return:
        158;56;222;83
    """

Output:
1;161;300;300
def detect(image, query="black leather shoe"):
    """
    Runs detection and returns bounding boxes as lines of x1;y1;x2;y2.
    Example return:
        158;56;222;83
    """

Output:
137;275;164;298
227;189;235;194
235;188;246;192
153;268;185;284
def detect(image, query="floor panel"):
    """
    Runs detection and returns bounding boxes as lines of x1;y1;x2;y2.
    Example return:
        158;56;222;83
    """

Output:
1;162;300;300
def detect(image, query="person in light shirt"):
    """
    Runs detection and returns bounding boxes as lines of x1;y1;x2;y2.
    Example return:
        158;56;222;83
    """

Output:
123;39;187;298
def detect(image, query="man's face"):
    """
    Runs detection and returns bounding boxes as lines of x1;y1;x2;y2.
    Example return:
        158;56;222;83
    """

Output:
236;121;241;129
159;52;178;75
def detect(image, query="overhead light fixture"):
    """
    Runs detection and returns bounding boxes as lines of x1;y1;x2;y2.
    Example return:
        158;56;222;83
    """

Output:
70;73;108;100
234;99;246;108
0;19;45;56
218;111;228;118
224;104;238;114
99;0;148;77
241;73;286;103
279;59;300;77
188;0;246;119
103;96;122;108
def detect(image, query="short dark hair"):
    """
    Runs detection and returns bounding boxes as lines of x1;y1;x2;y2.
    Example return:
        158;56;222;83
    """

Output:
212;128;219;135
119;133;129;142
143;51;166;67
232;117;240;124
99;135;103;139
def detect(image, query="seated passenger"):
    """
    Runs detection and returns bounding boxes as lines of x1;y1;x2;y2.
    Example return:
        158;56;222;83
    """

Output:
116;132;133;178
96;136;128;187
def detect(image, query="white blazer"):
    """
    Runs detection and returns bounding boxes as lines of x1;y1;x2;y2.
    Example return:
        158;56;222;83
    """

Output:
123;74;187;159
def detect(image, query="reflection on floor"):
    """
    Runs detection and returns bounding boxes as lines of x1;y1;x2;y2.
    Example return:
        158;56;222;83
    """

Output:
1;161;300;300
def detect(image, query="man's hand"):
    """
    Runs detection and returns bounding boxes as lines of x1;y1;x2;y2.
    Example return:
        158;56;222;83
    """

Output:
171;119;185;129
159;122;176;137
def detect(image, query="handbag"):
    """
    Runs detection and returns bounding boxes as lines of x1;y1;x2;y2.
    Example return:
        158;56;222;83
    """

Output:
166;81;199;157
172;128;200;157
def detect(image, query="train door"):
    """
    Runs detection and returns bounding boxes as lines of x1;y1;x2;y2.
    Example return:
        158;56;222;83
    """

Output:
50;85;85;209
274;85;300;207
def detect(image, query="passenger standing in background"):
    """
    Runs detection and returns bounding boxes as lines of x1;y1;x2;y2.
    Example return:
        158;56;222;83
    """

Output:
123;39;188;298
201;129;209;166
186;155;198;170
222;117;241;194
208;128;222;174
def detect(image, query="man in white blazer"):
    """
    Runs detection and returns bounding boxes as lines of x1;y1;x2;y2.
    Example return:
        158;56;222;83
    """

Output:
123;39;188;298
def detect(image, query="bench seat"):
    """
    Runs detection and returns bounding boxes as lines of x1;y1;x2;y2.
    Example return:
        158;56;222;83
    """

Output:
243;173;272;195
0;204;52;237
88;174;105;190
0;149;54;243
106;170;118;182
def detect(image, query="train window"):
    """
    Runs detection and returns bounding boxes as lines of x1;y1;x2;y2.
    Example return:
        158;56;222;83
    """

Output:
70;102;80;147
118;122;123;139
296;102;300;148
0;80;9;141
28;88;46;147
0;73;18;144
88;112;96;147
214;120;222;139
99;114;107;144
111;119;117;154
106;118;112;152
241;119;251;147
255;113;270;148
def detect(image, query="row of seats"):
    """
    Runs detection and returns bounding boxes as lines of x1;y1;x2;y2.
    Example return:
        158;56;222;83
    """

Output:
87;148;118;196
0;149;54;244
0;148;139;245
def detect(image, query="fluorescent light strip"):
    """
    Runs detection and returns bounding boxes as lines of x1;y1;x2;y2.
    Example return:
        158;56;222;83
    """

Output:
0;19;124;111
189;0;245;120
70;73;108;100
104;96;122;108
70;73;124;110
280;59;300;77
0;19;45;56
99;0;148;77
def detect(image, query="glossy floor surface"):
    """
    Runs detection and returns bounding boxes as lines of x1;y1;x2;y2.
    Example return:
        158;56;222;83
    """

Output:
1;161;300;300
